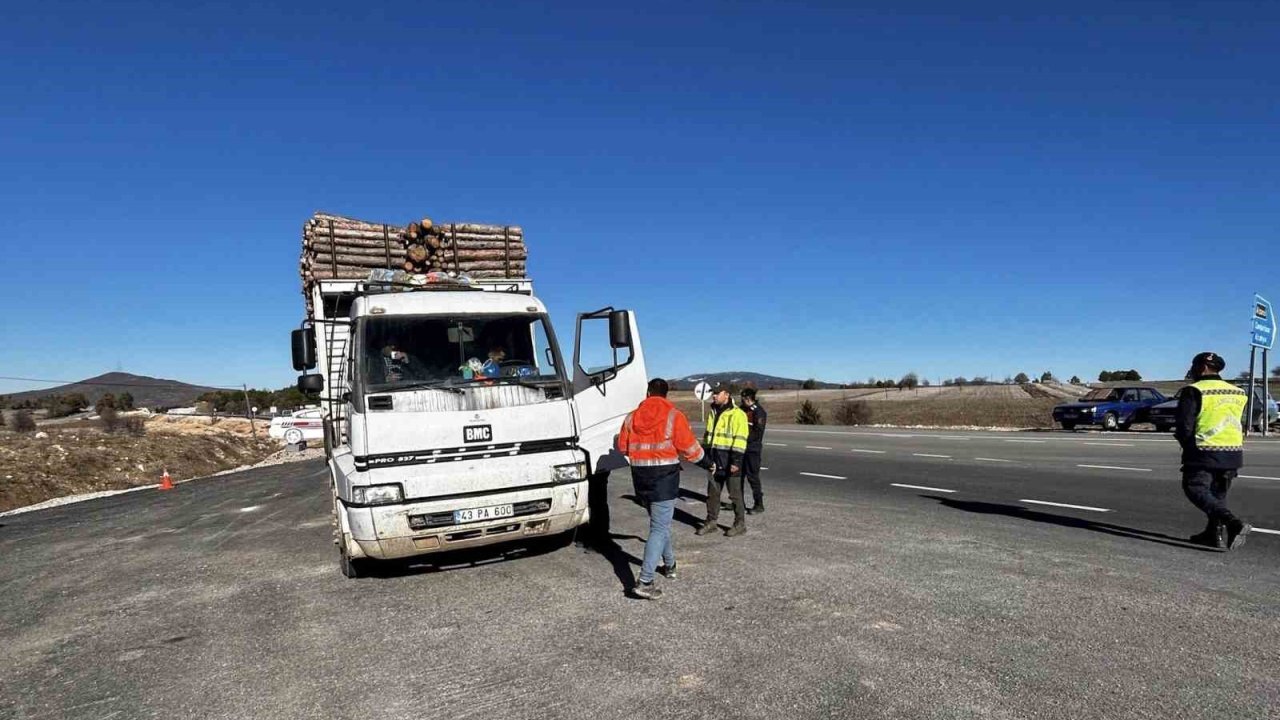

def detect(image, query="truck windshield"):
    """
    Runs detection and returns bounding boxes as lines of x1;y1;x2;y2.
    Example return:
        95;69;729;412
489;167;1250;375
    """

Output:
361;313;564;394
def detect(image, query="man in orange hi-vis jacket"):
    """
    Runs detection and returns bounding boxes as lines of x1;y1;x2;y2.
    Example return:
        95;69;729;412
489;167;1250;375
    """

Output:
617;378;713;600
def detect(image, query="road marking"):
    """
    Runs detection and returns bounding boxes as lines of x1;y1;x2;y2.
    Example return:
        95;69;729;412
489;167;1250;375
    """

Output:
1240;475;1280;481
760;466;769;470
765;442;788;447
1084;442;1134;447
1076;464;1152;472
974;457;1014;463
239;505;261;513
805;445;833;450
800;472;847;480
1254;528;1279;536
1020;499;1112;512
891;483;955;493
912;453;952;459
850;448;887;454
877;433;917;438
1002;439;1045;444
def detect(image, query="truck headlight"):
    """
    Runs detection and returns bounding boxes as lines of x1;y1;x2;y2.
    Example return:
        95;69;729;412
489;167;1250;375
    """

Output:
552;462;588;484
351;484;403;505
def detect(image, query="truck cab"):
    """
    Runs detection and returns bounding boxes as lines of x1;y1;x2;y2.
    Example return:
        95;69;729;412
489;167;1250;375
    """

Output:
292;277;645;577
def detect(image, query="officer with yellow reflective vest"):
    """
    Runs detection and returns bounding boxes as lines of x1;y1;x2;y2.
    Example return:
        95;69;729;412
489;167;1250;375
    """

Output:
1175;352;1253;550
697;384;751;537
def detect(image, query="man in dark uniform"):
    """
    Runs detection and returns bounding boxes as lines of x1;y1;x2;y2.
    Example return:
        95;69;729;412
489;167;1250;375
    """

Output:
1176;351;1253;551
739;388;768;514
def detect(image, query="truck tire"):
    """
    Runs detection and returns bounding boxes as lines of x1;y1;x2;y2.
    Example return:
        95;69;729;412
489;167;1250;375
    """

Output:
1060;422;1076;431
338;542;369;579
1102;412;1119;431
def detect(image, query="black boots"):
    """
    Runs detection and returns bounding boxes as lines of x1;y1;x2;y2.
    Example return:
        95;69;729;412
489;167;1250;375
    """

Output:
747;497;765;514
1189;521;1226;550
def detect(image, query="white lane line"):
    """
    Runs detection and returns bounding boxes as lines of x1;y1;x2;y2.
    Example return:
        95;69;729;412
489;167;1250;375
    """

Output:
760;467;769;470
1020;499;1112;512
891;483;956;493
1253;528;1280;536
974;457;1014;463
765;442;788;447
805;445;833;450
1076;464;1152;473
1002;439;1045;444
1084;442;1135;447
912;453;952;459
239;505;261;513
800;472;847;480
876;433;917;438
1240;475;1280;481
850;448;887;454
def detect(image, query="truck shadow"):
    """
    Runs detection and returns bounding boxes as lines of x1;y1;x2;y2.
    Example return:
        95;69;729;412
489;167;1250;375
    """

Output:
926;496;1219;552
366;533;581;578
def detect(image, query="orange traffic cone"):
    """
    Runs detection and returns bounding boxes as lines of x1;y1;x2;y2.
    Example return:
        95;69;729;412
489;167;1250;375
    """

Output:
159;468;174;491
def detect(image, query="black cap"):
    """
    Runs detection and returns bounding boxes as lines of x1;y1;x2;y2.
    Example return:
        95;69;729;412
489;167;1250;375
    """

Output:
1188;351;1226;378
711;383;733;395
740;387;757;400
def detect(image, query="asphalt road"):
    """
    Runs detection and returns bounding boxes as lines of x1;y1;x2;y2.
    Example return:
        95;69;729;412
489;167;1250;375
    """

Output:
2;427;1278;719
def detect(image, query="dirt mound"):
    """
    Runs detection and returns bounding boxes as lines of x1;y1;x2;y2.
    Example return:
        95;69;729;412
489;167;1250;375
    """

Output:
0;418;281;513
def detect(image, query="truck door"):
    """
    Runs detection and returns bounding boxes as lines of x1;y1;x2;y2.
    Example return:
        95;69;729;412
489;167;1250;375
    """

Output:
572;308;647;474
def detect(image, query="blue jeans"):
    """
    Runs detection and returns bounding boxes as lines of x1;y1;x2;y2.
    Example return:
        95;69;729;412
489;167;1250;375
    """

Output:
639;498;676;584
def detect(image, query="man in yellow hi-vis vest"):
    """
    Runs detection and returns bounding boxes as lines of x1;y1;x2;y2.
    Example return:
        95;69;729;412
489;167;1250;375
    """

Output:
1175;352;1252;551
697;385;750;537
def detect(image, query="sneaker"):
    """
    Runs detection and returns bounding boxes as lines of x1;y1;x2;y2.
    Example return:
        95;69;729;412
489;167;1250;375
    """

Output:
747;504;765;515
724;523;747;538
1226;521;1252;551
696;521;719;536
632;581;662;600
658;561;678;579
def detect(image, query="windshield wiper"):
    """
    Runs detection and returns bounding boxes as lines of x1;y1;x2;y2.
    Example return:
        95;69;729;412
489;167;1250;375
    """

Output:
382;380;464;394
444;375;558;390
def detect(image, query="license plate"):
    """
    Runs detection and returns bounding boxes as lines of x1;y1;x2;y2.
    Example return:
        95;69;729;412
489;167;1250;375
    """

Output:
454;504;513;523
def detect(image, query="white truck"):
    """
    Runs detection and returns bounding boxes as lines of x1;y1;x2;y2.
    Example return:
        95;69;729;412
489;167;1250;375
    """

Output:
291;275;646;577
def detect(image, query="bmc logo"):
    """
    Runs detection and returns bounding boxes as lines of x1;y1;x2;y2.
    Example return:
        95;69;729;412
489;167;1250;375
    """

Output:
464;425;493;443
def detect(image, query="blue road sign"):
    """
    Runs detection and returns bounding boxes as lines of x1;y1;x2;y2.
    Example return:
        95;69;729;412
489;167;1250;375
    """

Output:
1252;294;1274;350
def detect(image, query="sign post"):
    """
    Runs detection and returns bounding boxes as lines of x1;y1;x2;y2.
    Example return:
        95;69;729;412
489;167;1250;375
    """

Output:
1249;295;1274;437
693;381;712;424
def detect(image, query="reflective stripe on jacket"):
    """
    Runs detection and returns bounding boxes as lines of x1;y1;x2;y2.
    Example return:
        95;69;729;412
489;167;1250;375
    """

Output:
704;403;749;453
617;397;705;468
1192;379;1247;451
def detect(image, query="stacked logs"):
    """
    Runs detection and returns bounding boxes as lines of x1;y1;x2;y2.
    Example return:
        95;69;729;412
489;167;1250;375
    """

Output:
300;212;528;290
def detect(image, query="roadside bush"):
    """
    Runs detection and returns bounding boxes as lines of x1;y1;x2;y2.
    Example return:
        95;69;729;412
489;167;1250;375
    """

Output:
833;400;873;426
795;400;823;425
13;410;36;433
99;406;121;433
122;416;146;437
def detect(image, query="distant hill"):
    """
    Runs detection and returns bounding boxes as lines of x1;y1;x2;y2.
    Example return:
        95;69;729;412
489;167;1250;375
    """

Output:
669;371;841;391
2;372;222;410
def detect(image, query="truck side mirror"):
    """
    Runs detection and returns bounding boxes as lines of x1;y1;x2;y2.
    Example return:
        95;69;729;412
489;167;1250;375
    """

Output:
608;310;631;349
297;374;324;394
292;327;316;371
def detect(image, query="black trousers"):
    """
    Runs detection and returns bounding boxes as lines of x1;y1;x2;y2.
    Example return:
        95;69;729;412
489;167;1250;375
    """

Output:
1181;468;1239;527
706;469;745;525
741;449;763;504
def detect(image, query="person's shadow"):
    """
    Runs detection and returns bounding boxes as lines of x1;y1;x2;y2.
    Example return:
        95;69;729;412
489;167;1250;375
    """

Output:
927;496;1219;552
623;493;704;530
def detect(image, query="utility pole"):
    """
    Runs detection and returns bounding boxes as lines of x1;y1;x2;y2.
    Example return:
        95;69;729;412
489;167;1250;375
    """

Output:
242;384;257;440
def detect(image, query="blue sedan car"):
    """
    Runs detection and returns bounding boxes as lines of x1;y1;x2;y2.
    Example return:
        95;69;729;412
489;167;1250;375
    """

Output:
1052;386;1167;431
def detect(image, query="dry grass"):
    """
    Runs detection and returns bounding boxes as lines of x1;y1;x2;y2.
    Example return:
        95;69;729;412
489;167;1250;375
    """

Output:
672;391;1062;429
0;416;280;513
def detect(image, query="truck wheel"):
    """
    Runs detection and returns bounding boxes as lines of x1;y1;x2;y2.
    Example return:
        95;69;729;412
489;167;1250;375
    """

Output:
1102;413;1119;431
1060;422;1076;431
339;544;367;579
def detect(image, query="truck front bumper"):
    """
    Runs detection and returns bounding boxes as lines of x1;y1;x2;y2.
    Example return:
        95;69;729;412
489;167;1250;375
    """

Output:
341;481;589;560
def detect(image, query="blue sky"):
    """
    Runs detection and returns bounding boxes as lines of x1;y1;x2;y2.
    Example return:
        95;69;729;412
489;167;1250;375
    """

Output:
1;1;1277;393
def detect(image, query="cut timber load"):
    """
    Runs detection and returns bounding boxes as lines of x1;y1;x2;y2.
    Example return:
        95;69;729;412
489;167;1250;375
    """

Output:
299;211;528;299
